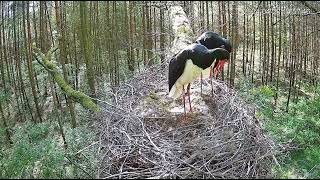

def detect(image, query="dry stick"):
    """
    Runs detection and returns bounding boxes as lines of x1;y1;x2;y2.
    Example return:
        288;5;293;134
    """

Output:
74;141;99;155
138;117;161;152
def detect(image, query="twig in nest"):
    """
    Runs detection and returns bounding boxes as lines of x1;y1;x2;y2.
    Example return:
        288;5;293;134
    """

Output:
95;62;277;179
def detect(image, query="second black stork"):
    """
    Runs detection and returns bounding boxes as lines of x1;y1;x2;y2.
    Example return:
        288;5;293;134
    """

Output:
195;31;232;94
168;43;230;120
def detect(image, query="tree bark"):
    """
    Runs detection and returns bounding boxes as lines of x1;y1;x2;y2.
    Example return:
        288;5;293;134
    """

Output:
79;1;97;99
26;1;43;123
168;5;194;56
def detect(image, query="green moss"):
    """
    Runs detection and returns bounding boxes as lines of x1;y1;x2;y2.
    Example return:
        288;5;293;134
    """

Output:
34;46;101;113
82;99;100;112
71;91;82;98
46;62;56;69
177;25;192;35
149;91;159;100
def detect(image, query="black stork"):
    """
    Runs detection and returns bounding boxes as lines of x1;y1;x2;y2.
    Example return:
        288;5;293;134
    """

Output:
168;43;230;120
195;31;232;95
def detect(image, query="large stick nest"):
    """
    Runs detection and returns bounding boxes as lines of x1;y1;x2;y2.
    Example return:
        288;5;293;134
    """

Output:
95;63;276;179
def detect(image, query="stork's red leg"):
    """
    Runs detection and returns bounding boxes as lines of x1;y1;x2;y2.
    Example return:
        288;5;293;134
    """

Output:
210;66;214;96
214;66;219;79
187;83;192;112
200;72;203;95
182;85;187;121
211;74;214;97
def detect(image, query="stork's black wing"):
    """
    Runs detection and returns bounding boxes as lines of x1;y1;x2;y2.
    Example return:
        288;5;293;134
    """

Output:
197;32;222;50
168;49;190;92
196;32;232;53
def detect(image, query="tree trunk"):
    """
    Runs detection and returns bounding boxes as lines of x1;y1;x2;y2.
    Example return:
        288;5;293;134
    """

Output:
128;1;135;71
55;1;77;128
275;2;282;105
169;5;194;56
230;1;238;87
0;102;12;144
79;1;97;100
159;2;165;62
26;1;43;123
251;12;256;83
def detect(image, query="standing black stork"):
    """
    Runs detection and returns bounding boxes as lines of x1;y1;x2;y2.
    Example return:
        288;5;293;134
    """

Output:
168;43;230;120
195;31;232;95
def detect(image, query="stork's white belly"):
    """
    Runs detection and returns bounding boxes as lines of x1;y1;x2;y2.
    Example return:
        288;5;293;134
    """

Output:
202;66;211;78
169;60;203;99
177;60;203;85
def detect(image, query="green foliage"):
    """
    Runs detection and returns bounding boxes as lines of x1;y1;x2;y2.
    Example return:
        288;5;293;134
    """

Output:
0;90;11;103
0;128;6;145
307;93;320;116
64;126;98;178
238;79;320;178
65;126;97;153
273;146;320;178
0;118;98;179
0;121;65;178
238;79;275;118
177;25;193;36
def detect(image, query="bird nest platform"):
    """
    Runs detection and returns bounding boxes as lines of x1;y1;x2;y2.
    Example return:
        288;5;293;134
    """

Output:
96;63;277;179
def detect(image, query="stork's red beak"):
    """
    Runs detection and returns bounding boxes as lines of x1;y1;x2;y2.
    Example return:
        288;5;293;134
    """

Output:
214;60;227;78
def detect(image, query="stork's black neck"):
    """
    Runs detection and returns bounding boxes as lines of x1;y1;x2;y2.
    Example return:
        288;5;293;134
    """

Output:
208;49;227;62
189;45;229;70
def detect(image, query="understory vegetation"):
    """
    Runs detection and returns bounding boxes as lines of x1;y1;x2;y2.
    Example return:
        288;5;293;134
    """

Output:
0;108;99;178
237;79;320;178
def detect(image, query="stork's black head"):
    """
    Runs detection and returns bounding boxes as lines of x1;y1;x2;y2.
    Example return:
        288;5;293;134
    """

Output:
209;48;230;62
209;48;230;78
221;39;232;53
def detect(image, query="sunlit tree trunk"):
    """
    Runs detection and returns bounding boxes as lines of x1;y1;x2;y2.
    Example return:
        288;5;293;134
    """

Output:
230;1;238;87
275;2;282;105
79;1;97;99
